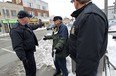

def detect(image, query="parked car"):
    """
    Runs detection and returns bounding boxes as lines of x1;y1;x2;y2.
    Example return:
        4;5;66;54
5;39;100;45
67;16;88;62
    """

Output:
46;24;55;30
109;21;116;30
108;21;116;39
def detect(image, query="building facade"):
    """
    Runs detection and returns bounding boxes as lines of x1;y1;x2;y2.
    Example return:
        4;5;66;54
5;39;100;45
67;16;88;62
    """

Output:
0;2;24;33
0;2;23;21
12;0;49;19
0;0;49;33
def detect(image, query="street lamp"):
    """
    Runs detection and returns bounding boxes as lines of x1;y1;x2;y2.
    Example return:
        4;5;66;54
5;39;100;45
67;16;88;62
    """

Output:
113;0;116;19
114;0;116;14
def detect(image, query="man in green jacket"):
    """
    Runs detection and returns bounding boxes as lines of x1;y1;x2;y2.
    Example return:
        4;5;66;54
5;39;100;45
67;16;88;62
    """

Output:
43;16;69;76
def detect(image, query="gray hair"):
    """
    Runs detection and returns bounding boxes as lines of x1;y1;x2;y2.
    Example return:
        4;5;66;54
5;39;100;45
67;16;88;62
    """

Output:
77;0;91;4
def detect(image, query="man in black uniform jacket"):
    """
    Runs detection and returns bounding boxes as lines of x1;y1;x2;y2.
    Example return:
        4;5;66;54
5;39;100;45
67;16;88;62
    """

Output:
69;0;108;76
10;10;41;76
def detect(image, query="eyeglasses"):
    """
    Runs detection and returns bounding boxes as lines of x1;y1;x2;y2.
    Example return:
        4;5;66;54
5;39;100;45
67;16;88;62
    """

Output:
71;0;74;3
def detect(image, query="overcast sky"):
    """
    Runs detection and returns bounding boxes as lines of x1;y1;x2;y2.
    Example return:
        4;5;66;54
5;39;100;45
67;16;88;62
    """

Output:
42;0;115;18
0;0;115;18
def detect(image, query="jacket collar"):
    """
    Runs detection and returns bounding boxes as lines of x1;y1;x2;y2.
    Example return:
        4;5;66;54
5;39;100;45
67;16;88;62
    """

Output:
71;2;92;18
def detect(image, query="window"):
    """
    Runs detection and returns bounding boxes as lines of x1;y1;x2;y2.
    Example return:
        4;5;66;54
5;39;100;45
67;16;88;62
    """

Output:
2;9;10;18
29;11;34;16
38;12;41;17
11;10;17;17
42;6;46;10
6;10;10;17
37;5;40;9
43;13;47;17
28;3;33;8
32;11;34;16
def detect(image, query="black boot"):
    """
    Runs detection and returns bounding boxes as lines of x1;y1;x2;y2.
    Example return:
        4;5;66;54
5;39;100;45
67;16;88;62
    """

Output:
53;71;61;76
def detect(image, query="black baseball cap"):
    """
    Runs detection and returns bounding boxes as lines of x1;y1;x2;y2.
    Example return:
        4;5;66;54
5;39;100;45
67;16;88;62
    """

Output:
17;10;32;19
53;16;62;21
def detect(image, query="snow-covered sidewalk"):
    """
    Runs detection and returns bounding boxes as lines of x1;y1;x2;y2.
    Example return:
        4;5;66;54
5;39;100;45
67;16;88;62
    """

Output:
1;28;116;76
35;39;76;76
0;32;9;37
35;34;116;76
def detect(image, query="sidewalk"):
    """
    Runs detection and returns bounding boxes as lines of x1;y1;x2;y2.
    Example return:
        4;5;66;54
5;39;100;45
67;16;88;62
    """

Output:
36;64;56;76
0;32;9;38
36;64;63;76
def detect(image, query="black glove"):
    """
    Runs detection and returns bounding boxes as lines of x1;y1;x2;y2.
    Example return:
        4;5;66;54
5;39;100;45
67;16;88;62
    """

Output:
55;49;62;54
43;36;47;40
43;37;47;40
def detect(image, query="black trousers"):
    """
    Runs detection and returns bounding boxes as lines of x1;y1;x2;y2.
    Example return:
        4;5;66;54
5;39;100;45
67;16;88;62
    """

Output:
76;63;98;76
22;51;36;76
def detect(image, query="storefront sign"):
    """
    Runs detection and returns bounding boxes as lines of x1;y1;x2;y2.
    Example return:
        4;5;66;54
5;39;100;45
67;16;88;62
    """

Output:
2;20;17;23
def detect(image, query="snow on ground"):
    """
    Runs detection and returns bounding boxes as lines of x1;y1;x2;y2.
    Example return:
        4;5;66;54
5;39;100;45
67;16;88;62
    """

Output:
35;39;76;76
0;33;9;37
102;35;116;76
35;34;116;76
35;40;53;69
1;27;115;76
107;35;116;67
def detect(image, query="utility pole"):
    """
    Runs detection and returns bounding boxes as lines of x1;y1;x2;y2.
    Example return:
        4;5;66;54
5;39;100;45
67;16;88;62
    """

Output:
114;0;116;17
104;0;108;17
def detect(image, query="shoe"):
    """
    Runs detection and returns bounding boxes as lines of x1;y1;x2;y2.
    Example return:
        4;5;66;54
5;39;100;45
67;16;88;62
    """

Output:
53;71;61;76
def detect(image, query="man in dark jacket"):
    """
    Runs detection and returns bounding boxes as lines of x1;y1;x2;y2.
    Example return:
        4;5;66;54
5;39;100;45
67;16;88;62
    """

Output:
10;10;41;76
43;16;69;76
69;0;108;76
